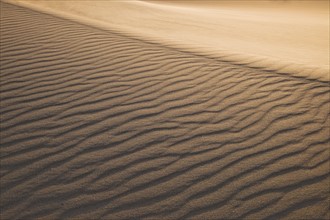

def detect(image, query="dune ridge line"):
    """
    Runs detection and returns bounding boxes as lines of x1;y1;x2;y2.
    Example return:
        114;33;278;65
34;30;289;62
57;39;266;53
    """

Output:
3;0;329;83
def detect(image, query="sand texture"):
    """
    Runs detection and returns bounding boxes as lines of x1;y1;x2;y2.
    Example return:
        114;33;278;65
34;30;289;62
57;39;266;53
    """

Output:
0;1;330;220
9;0;330;79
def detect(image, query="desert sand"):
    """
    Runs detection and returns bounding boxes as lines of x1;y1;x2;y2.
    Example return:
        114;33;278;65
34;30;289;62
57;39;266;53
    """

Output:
7;0;330;81
0;0;329;219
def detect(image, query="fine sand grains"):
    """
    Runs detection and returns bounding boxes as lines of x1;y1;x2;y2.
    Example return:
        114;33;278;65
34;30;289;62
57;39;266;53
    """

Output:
0;2;329;220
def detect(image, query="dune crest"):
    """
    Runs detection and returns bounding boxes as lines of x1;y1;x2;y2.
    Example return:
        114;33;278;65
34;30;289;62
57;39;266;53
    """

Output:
5;0;330;82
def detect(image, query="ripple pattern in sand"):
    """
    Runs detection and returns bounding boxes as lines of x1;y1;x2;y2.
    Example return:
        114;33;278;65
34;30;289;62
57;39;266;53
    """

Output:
0;2;329;220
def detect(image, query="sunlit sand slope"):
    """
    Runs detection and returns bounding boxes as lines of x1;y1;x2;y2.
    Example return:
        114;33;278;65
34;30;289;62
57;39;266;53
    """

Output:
0;2;329;220
8;0;330;81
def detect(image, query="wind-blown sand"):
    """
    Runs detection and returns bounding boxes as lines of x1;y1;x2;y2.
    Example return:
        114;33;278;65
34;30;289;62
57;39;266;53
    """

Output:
0;1;329;219
7;0;330;81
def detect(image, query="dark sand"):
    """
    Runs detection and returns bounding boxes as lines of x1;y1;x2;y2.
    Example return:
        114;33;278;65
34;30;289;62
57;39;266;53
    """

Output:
0;2;329;219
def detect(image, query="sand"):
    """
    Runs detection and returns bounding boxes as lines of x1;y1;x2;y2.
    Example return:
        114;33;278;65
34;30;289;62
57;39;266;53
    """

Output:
8;0;330;81
0;1;329;219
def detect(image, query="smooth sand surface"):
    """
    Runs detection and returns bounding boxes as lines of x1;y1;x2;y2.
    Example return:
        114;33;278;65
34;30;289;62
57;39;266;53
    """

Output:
0;1;330;219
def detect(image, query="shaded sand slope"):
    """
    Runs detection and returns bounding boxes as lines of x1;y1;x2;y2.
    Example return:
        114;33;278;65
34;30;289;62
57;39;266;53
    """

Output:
1;2;330;220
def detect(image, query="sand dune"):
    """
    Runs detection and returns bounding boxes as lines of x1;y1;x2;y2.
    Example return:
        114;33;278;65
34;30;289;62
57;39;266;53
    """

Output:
0;1;329;220
7;0;330;81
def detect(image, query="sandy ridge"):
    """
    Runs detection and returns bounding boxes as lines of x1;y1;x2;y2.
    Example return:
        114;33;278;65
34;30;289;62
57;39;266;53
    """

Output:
0;1;330;220
3;0;329;82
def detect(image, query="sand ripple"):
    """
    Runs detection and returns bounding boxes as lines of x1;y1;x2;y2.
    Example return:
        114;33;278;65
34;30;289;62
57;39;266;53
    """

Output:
0;2;329;219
